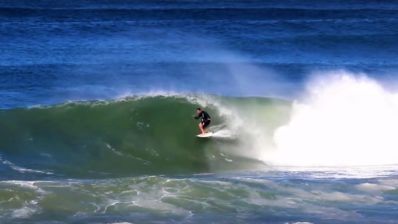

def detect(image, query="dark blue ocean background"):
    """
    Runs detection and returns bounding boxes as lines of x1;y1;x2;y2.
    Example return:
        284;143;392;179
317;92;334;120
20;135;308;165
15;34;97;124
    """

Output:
1;0;398;108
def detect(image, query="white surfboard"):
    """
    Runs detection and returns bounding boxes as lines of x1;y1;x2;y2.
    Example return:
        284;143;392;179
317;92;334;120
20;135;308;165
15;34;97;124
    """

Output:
196;132;213;138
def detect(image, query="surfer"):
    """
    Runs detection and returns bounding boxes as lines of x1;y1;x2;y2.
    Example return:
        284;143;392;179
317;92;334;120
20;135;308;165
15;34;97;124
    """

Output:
194;108;211;134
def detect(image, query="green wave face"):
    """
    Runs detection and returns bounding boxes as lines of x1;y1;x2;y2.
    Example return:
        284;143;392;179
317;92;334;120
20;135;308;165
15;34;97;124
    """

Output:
0;96;291;178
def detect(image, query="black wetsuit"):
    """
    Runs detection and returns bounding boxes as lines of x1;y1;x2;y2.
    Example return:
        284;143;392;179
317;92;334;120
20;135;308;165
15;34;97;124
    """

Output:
195;111;211;128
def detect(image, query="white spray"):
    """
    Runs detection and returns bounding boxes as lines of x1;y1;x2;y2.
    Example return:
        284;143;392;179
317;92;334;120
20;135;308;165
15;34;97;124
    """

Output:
268;71;398;166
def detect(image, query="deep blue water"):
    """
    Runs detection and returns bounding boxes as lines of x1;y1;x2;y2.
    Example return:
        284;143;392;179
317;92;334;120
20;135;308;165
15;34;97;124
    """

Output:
2;0;398;108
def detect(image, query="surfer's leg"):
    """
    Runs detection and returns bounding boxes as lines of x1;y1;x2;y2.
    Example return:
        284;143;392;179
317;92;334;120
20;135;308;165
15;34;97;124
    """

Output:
203;120;211;133
198;123;205;134
199;120;210;134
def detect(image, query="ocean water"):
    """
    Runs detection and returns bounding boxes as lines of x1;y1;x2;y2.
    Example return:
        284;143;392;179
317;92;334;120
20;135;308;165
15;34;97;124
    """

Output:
1;0;398;223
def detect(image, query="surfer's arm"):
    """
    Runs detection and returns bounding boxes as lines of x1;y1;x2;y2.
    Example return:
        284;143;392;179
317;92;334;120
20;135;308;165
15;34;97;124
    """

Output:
194;111;202;119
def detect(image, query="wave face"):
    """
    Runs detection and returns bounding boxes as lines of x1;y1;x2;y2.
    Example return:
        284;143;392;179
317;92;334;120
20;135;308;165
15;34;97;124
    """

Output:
3;73;398;179
0;95;289;178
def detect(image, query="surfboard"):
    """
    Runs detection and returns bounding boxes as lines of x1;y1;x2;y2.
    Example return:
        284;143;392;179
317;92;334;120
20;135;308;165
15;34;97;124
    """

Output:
196;132;213;138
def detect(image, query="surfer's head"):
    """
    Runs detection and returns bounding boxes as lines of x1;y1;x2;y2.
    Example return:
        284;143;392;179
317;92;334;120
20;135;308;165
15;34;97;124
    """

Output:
196;107;202;114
